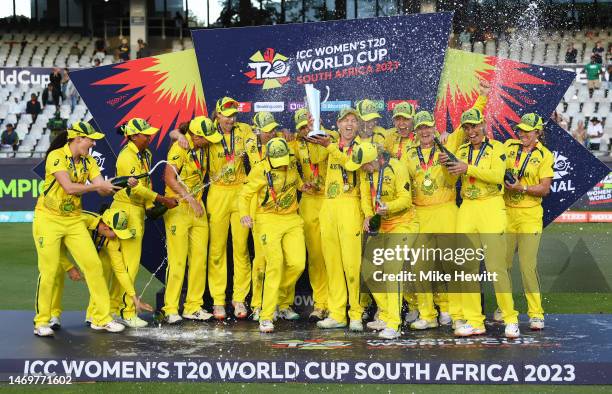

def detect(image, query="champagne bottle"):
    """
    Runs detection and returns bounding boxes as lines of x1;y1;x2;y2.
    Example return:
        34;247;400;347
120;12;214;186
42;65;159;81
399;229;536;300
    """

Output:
145;201;168;220
369;214;381;234
504;169;517;184
111;173;149;188
433;137;459;166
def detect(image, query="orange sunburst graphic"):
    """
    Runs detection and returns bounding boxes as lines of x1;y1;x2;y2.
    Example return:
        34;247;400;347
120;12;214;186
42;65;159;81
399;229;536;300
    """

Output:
435;49;552;141
93;49;207;147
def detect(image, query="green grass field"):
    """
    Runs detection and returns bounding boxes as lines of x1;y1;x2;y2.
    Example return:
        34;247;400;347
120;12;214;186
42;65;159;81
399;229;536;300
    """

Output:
0;222;610;393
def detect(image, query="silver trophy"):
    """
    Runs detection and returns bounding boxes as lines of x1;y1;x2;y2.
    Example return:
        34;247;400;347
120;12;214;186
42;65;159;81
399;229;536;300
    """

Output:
305;84;325;136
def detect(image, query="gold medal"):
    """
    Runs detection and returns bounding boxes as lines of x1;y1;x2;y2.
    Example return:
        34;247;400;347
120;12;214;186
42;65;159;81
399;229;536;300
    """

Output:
423;177;432;187
343;183;350;192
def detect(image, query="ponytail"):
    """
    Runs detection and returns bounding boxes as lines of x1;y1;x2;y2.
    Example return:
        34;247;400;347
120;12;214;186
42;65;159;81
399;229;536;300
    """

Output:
46;130;69;158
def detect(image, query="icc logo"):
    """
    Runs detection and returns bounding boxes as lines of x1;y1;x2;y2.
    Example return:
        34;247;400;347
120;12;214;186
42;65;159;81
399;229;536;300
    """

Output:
90;150;106;173
244;48;290;90
551;151;575;192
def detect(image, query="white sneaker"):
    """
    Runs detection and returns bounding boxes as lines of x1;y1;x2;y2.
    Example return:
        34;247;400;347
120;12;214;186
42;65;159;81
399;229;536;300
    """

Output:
213;305;226;320
91;320;125;333
378;327;401;339
232;302;247;319
309;308;326;322
278;307;300;320
404;310;419;325
452;319;467;330
493;308;503;322
317;317;347;329
50;316;61;330
349;319;364;332
251;308;261;322
410;319;439;330
529;317;545;330
34;325;54;337
366;319;386;331
183;309;213;321
165;314;183;324
438;312;452;326
122;316;148;328
259;320;274;333
454;324;486;337
505;323;520;339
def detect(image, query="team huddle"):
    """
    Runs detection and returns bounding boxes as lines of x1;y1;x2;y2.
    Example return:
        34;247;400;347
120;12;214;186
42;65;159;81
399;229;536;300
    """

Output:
31;80;555;340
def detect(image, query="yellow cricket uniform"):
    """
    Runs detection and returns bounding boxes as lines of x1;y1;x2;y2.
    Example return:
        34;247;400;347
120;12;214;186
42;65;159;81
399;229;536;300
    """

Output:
504;140;554;320
455;138;517;328
207;121;255;306
33;144;112;328
50;247;77;319
109;141;158;319
356;127;387;149
360;157;419;330
162;135;209;316
319;139;364;324
385;131;416;160
238;160;306;322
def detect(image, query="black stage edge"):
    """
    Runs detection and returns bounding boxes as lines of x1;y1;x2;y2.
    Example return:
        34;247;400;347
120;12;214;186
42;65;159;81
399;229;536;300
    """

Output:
1;311;611;384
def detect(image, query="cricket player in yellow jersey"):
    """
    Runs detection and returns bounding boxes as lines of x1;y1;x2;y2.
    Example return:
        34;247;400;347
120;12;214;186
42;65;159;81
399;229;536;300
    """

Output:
500;113;553;331
33;121;124;336
355;99;387;147
83;209;154;322
440;107;520;339
110;118;178;328
207;97;256;320
385;102;417;160
162;116;222;324
306;108;364;331
239;138;311;333
355;143;419;339
48;251;82;330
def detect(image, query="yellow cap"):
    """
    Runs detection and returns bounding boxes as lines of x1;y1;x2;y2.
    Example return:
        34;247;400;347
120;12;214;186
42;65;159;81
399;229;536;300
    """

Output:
294;108;309;130
216;96;239;117
516;113;544;132
189;116;222;143
460;108;484;126
101;208;133;240
345;142;378;171
337;108;359;121
122;118;159;136
253;111;279;133
67;121;105;140
266;137;291;168
414;111;436;129
392;102;415;119
356;99;381;121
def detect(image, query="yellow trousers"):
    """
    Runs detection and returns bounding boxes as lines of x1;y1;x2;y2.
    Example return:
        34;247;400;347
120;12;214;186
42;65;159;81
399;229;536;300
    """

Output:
50;245;75;318
86;247;114;320
162;201;209;315
33;211;112;327
456;197;518;329
371;221;419;330
320;198;363;324
109;200;144;320
255;213;306;321
250;225;265;309
207;184;251;305
414;201;456;321
298;195;328;311
506;205;544;319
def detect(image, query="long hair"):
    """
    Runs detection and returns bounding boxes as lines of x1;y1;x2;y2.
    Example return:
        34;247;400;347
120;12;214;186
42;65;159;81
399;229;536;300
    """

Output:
45;130;69;158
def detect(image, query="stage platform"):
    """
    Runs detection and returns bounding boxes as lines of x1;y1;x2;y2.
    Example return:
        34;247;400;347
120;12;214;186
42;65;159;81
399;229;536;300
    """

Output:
1;311;610;384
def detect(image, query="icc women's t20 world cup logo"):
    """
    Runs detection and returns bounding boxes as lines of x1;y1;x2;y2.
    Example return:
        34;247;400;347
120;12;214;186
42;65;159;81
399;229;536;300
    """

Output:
244;48;290;90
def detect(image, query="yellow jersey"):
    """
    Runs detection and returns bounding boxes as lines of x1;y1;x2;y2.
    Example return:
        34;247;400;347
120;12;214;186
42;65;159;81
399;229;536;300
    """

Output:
208;121;255;186
113;141;158;208
164;134;208;201
385;131;417;160
403;145;457;206
36;144;102;217
456;138;506;201
503;140;554;208
323;139;361;199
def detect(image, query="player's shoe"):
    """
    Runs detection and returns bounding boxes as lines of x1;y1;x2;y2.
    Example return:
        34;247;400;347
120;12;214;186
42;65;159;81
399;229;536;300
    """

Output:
259;320;274;333
366;319;386;331
213;305;226;320
308;308;326;322
34;325;54;337
84;317;92;327
454;324;485;337
349;319;364;332
50;316;61;330
165;314;183;324
529;317;545;330
317;317;347;329
438;312;452;326
493;308;503;322
251;308;261;322
278;307;300;320
91;320;125;333
404;310;419;325
232;302;247;319
378;328;401;340
452;319;467;330
122;316;148;328
183;309;213;321
361;308;372;321
505;323;520;339
410;319;439;330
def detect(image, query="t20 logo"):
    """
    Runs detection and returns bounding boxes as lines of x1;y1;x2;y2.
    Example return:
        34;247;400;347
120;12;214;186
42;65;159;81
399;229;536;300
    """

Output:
244;48;290;90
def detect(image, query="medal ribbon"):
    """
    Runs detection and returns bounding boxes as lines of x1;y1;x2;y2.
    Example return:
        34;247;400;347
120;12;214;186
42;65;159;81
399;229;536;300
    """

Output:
256;134;263;161
467;138;490;184
137;151;151;187
513;145;534;180
219;125;235;163
368;160;387;212
416;146;436;172
189;148;205;180
304;143;319;180
339;139;356;191
265;171;277;205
